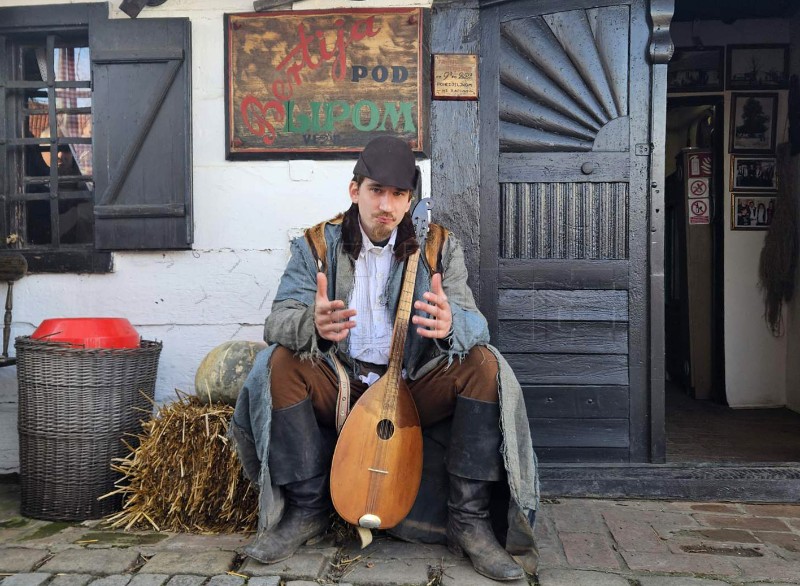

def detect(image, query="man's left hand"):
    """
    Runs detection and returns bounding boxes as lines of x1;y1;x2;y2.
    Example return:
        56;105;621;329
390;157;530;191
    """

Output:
413;273;453;339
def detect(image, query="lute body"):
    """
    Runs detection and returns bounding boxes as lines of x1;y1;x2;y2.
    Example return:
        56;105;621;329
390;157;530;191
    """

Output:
329;371;423;528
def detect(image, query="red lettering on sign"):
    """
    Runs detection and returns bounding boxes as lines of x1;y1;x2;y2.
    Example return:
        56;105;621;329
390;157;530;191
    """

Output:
277;16;380;84
351;16;379;43
272;79;292;101
241;96;286;145
240;14;382;144
277;22;322;75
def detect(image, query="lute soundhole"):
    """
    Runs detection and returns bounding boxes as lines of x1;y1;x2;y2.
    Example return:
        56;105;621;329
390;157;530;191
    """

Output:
376;419;395;440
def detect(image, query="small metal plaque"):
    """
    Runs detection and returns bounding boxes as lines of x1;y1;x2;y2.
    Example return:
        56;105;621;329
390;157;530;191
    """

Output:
432;54;478;100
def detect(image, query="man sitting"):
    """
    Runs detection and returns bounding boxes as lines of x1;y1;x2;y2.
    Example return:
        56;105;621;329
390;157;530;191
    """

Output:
231;136;539;581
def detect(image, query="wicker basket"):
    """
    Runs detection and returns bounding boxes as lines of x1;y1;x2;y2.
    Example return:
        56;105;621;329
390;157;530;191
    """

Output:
15;337;162;521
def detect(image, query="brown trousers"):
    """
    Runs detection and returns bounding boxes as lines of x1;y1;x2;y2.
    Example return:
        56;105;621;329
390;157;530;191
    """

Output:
269;345;499;428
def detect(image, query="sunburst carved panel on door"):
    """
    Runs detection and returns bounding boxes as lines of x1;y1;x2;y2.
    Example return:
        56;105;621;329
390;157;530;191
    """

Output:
499;6;630;153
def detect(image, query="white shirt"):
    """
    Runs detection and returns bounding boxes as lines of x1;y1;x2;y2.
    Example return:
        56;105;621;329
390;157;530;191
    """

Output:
347;223;396;365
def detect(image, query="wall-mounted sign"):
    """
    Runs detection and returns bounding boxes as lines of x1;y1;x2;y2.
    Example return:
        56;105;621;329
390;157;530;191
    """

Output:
432;54;478;100
688;178;709;199
684;149;712;225
686;152;711;178
225;8;430;159
689;198;710;225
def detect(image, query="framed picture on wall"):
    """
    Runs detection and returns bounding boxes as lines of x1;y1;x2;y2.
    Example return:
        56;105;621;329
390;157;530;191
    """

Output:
668;47;724;93
731;194;776;230
726;44;789;90
730;155;778;191
729;93;778;154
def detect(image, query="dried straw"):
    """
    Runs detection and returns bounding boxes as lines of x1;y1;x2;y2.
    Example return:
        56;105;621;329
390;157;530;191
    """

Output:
758;143;799;336
103;391;258;533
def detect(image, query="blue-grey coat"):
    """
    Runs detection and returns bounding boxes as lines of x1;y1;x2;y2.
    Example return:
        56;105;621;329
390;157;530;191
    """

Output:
230;217;540;573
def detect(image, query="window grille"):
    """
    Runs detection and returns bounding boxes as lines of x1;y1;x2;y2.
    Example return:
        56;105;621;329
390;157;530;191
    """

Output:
2;32;94;250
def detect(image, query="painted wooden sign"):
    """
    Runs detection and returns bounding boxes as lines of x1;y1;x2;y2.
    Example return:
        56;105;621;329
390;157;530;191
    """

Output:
225;8;429;158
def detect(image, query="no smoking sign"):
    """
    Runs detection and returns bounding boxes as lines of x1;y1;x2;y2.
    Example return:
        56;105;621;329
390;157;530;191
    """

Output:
688;178;708;198
689;198;710;225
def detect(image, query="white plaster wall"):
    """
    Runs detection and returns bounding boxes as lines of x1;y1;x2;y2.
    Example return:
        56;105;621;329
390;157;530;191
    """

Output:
721;93;789;408
3;0;432;404
670;19;790;407
0;0;433;472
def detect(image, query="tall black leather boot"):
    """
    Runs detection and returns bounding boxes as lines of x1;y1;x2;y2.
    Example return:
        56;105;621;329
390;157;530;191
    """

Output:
243;398;331;564
446;396;525;581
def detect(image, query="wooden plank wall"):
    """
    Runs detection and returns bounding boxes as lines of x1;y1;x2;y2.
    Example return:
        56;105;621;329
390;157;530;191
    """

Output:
430;1;482;298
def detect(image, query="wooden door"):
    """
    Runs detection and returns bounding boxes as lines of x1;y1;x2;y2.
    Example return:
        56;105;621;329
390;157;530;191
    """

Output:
479;0;660;463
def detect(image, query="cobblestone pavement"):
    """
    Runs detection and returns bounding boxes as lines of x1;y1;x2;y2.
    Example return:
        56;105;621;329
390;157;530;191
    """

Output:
2;482;799;585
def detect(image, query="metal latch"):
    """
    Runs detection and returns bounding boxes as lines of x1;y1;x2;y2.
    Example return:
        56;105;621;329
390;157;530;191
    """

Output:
635;144;651;156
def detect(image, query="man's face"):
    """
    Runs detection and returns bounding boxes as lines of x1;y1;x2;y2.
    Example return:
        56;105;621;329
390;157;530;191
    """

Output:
349;177;413;242
56;149;74;174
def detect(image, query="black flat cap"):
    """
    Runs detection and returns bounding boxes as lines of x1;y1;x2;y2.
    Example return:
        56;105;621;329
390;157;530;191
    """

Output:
353;136;419;191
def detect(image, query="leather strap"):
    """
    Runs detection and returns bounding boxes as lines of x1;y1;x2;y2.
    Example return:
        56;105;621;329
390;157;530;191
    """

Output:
423;223;449;274
330;352;351;434
304;213;343;273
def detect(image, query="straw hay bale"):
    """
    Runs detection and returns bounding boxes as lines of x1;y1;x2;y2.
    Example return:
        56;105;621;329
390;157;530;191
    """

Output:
104;392;258;533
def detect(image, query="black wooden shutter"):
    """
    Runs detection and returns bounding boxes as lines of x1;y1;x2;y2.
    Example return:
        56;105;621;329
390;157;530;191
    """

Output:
91;18;192;250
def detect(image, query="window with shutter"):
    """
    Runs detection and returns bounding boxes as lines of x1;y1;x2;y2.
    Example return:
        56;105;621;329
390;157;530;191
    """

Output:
0;4;193;273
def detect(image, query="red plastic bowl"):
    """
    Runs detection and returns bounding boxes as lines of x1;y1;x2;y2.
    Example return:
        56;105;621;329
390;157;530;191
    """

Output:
32;317;140;349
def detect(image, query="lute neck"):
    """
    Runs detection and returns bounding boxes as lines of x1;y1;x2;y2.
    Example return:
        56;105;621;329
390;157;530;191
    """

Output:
386;249;420;382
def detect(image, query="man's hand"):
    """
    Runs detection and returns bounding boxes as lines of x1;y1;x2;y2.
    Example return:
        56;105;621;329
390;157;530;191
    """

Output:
412;273;453;339
314;272;357;342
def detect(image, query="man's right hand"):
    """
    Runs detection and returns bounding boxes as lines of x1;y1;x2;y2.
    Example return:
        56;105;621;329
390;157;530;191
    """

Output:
314;272;357;342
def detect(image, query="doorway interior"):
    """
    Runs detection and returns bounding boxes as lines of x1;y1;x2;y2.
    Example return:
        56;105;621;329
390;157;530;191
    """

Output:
664;97;800;464
662;0;800;466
